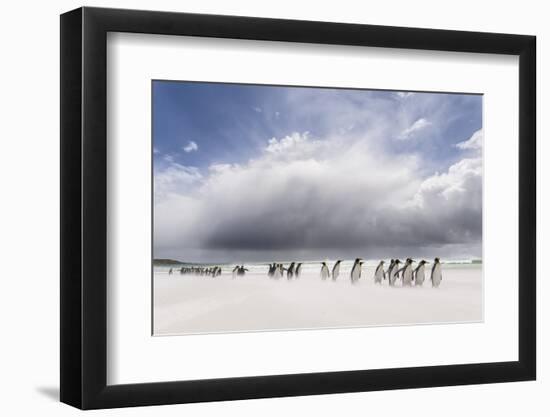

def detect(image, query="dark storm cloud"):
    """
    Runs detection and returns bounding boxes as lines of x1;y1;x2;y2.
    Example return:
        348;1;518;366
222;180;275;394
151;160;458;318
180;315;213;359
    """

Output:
154;131;482;262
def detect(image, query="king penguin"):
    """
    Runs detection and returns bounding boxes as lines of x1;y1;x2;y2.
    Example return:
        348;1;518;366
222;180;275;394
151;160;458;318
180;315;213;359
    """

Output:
320;262;330;280
287;262;296;279
350;258;362;283
386;259;395;283
374;260;385;284
277;264;284;278
295;263;303;278
332;260;342;281
389;259;401;286
414;260;427;286
401;258;414;286
431;258;442;287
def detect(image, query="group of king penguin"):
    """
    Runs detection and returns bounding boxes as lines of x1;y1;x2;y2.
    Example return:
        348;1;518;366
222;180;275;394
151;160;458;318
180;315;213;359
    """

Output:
169;266;222;277
320;257;443;287
168;258;443;287
267;262;303;279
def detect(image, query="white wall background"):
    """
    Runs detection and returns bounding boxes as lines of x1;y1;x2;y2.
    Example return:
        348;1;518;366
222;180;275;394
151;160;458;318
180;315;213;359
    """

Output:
0;0;545;415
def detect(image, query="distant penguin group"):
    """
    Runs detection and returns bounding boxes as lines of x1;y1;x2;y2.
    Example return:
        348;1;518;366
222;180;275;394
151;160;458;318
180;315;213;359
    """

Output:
166;257;443;288
175;265;223;277
267;262;303;279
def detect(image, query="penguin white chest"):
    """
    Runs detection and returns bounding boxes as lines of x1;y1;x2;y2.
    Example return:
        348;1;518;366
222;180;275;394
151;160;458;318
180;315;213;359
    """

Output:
432;264;442;287
374;266;384;283
351;264;361;281
389;266;398;285
332;264;340;280
403;265;413;286
415;265;425;285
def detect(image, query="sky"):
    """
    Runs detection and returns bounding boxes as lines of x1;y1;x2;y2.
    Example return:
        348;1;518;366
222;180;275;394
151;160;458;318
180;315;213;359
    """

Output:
153;80;483;263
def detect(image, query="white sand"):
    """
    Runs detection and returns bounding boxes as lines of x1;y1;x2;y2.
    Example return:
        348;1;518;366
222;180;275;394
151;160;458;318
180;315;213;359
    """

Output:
153;264;482;335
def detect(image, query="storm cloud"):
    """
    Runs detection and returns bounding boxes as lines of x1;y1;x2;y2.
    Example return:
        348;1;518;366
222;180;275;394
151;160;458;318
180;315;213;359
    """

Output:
154;128;482;263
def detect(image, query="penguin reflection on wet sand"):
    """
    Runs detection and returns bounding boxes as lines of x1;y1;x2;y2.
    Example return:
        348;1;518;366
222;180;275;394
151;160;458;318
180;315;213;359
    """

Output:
332;260;342;281
374;260;385;284
389;259;401;286
414;260;428;286
431;258;443;287
350;258;362;283
320;262;330;280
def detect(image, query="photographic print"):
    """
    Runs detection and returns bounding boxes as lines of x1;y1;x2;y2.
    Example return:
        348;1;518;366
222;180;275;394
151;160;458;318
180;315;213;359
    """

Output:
152;81;483;336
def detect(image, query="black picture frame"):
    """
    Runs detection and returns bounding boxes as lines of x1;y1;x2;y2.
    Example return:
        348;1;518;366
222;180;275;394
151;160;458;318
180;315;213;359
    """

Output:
60;6;536;410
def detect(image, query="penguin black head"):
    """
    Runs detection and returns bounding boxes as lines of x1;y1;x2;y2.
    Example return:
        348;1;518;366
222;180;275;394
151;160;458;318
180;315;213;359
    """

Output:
434;257;440;263
380;260;385;264
354;258;362;263
395;259;401;264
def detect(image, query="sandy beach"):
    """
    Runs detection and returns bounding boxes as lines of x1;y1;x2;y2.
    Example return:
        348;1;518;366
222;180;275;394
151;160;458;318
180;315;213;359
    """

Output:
153;262;482;335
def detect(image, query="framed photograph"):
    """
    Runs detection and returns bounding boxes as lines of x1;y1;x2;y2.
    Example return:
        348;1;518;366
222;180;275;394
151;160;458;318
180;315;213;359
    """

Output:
60;7;536;409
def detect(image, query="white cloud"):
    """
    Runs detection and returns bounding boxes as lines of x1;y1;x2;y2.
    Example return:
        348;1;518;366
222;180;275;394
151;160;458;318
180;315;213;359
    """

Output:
163;153;176;163
183;141;198;153
153;147;160;154
398;118;432;140
396;92;415;99
455;129;483;151
154;163;202;199
252;106;262;113
265;132;310;153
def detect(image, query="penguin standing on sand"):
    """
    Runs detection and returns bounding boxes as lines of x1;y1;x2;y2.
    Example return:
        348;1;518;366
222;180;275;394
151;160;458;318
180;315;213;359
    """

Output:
414;260;428;286
431;258;442;287
374;260;385;284
320;262;330;280
350;258;362;283
168;268;173;275
232;265;239;279
287;262;296;279
277;264;284;278
295;263;303;278
268;263;276;278
386;259;395;282
400;258;414;286
332;260;342;281
389;259;401;286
